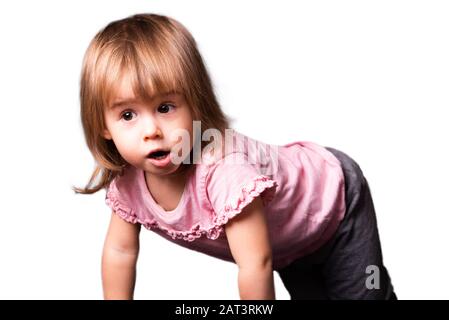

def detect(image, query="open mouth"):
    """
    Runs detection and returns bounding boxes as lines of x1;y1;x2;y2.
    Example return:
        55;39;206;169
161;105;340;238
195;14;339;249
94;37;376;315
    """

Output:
147;149;170;160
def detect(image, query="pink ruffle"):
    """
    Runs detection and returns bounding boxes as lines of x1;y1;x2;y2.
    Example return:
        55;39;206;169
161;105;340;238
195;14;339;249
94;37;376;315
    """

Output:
105;180;139;224
206;175;278;240
105;175;277;242
105;181;217;241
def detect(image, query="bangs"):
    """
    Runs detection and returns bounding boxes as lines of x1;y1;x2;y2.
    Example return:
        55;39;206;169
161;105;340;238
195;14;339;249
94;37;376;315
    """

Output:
96;38;191;110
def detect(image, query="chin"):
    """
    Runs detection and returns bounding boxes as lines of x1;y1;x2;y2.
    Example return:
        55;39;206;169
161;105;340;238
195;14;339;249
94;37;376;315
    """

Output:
144;163;181;175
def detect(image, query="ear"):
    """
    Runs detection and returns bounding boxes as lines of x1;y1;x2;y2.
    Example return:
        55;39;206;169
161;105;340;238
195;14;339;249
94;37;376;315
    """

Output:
102;128;112;140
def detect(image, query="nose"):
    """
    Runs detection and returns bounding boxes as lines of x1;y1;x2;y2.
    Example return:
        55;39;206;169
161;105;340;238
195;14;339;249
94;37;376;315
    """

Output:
142;115;162;141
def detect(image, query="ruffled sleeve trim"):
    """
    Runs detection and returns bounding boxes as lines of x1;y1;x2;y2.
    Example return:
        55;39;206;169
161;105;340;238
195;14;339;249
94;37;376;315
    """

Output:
105;179;139;224
206;175;278;240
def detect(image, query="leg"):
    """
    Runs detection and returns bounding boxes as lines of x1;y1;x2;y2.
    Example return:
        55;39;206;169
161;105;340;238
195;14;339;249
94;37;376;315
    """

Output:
276;216;337;300
322;147;397;299
276;254;328;300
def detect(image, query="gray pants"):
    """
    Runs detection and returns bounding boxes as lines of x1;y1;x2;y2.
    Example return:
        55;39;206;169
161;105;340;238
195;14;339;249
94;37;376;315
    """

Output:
276;147;397;300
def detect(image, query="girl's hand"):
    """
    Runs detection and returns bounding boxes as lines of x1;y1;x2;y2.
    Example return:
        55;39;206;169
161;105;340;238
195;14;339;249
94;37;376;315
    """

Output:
101;212;141;300
224;196;276;300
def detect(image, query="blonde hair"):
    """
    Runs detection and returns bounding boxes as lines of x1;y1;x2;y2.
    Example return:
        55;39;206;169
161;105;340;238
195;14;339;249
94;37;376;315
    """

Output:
73;13;232;195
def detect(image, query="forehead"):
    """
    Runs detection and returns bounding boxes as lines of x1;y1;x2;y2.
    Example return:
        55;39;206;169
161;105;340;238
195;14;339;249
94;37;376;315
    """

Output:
111;74;135;102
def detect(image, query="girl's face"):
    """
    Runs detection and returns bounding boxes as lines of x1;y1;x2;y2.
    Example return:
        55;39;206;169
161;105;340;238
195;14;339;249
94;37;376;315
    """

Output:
102;75;194;178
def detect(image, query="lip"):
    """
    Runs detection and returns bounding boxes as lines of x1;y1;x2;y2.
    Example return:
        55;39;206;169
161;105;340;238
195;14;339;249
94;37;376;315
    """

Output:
147;148;172;168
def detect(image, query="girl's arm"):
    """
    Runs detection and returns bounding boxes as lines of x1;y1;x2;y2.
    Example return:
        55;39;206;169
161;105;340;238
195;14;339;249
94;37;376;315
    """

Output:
101;212;141;300
224;196;276;300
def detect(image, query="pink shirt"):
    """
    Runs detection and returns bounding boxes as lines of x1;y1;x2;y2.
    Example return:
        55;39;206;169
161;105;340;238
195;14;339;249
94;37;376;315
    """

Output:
105;129;346;270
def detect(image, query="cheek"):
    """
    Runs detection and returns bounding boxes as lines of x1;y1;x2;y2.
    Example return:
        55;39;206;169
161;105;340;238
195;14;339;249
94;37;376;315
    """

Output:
111;132;133;153
182;112;194;132
112;140;128;156
170;113;193;138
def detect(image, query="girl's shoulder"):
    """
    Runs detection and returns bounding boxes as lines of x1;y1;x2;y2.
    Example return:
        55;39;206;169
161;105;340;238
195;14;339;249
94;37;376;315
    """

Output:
104;165;143;224
198;133;279;216
105;164;143;205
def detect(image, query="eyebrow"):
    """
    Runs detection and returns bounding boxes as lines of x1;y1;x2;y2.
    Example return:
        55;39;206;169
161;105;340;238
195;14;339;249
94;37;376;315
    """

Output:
109;91;179;110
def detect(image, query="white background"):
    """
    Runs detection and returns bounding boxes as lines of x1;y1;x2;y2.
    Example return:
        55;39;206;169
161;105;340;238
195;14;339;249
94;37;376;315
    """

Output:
0;0;448;300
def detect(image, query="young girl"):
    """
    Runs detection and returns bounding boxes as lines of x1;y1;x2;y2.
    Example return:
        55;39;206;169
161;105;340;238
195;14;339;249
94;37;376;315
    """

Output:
74;13;397;300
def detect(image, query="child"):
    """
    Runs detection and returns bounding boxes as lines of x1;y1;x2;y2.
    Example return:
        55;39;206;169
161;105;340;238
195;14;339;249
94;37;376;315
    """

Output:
74;13;397;300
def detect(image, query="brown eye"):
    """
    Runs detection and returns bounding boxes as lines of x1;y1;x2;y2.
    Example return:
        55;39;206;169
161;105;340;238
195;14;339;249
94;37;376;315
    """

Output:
157;103;175;114
121;111;136;121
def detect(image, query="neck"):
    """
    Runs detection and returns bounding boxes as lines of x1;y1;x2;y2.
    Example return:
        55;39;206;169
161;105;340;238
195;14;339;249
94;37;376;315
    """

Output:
146;163;193;184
